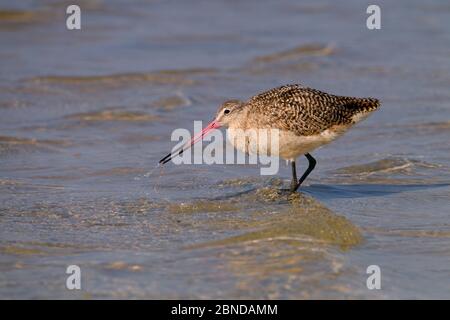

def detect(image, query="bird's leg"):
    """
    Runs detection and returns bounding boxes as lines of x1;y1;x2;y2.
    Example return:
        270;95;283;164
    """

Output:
289;160;298;192
292;153;316;192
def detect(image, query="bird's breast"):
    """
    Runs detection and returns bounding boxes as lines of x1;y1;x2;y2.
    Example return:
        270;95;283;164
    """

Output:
226;125;346;161
226;127;278;157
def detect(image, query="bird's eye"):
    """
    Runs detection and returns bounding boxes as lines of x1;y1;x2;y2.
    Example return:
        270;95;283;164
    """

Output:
224;109;230;115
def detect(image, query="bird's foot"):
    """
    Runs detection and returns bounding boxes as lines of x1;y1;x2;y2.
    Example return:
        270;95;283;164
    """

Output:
290;181;299;192
280;182;299;193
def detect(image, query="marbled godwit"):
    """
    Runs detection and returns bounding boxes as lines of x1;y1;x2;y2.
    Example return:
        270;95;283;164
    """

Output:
160;84;380;192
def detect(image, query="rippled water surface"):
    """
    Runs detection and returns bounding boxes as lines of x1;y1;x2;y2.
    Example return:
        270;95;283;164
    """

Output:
1;0;450;299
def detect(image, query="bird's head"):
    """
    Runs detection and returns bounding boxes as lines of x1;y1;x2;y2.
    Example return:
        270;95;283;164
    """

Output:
158;99;244;165
214;99;244;127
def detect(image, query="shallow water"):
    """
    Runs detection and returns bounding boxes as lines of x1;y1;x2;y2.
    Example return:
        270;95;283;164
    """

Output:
1;0;450;299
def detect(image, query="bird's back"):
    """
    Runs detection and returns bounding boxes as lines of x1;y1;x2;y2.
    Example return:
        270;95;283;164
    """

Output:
245;84;380;136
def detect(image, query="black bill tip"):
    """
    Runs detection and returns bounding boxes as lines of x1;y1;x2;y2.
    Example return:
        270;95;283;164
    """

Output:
158;149;184;165
159;153;171;165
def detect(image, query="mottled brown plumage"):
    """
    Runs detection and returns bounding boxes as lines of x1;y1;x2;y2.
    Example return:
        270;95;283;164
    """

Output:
225;84;380;136
160;84;380;192
214;84;380;191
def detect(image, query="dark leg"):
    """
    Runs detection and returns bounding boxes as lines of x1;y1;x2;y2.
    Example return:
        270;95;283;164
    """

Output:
292;153;317;192
289;161;298;192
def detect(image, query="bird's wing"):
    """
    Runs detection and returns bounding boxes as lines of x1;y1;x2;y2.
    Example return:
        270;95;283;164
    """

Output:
247;84;379;136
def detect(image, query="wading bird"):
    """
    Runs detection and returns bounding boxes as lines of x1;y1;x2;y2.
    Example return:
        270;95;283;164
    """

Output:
160;84;380;192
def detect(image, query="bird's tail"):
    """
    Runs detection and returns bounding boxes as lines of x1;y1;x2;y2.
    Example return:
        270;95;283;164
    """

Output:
339;96;380;124
344;97;380;114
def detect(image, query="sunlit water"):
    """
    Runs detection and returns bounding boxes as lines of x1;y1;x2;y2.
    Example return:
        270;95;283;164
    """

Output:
1;0;450;299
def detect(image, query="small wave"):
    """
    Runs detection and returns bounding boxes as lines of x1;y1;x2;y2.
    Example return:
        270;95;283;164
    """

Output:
252;43;336;63
65;109;159;122
365;227;450;239
26;68;217;87
150;92;192;111
411;121;450;131
0;135;72;156
334;158;439;176
168;200;240;214
0;10;38;23
90;167;148;177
